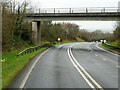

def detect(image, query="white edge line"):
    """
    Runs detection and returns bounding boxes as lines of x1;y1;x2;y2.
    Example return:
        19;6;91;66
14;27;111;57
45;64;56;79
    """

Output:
19;48;52;88
96;43;119;57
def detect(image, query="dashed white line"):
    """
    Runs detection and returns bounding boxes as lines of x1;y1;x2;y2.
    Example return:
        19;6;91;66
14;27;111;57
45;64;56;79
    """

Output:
95;54;98;56
103;58;106;61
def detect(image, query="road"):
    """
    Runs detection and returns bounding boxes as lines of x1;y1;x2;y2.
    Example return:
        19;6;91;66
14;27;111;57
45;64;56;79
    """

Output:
8;42;119;89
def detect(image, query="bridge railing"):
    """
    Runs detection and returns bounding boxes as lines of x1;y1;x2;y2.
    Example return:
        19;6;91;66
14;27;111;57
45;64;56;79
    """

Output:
29;7;119;13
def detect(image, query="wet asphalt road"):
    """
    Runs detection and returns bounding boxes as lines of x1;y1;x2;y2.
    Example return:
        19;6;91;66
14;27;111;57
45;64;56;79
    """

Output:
8;42;119;89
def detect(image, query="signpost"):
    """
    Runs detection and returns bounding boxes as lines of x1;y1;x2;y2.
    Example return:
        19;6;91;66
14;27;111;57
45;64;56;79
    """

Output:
58;38;61;44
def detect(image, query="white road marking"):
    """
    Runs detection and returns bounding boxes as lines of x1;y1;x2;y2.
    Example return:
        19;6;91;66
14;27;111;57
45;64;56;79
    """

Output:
116;65;120;68
67;48;96;90
96;43;119;57
103;58;106;61
95;54;98;56
19;48;52;88
67;44;104;90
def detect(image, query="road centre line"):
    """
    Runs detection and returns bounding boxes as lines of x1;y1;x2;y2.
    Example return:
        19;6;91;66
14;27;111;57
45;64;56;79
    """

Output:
19;48;52;88
67;48;96;90
68;44;104;90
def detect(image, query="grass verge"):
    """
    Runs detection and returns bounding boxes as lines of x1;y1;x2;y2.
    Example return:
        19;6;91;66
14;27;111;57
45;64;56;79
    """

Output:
2;44;49;88
102;43;120;53
55;40;86;45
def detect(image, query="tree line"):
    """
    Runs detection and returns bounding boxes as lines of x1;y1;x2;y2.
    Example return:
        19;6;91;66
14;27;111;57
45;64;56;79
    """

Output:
41;21;119;42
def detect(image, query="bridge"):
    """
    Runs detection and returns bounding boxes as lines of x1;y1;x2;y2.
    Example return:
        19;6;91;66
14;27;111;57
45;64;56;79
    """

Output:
25;7;120;45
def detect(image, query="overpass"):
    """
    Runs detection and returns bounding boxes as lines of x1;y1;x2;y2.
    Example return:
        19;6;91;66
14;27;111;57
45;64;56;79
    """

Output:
25;7;120;45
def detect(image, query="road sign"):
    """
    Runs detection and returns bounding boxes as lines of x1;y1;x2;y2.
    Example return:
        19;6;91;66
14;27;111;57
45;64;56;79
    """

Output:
58;38;61;41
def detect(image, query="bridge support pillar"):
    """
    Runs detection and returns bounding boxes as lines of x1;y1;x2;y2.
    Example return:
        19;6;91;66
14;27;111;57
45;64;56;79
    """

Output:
32;21;41;45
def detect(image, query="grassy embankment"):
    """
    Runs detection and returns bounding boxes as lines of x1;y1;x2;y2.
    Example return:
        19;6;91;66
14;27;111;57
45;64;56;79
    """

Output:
102;40;120;53
2;40;85;88
2;42;50;88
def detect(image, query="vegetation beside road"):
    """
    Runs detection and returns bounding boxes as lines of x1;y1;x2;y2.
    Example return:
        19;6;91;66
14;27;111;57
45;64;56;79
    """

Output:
2;43;50;88
107;40;120;47
102;42;120;53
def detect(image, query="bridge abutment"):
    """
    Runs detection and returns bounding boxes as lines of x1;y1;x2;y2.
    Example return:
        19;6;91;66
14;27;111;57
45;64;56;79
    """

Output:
32;21;41;45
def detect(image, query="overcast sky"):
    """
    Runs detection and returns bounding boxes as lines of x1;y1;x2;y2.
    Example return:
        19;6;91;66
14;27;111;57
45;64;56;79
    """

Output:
16;0;120;32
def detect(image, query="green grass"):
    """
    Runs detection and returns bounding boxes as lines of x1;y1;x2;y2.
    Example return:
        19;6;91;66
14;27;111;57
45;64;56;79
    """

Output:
55;40;86;45
2;45;48;88
102;43;120;53
2;40;85;88
107;40;120;47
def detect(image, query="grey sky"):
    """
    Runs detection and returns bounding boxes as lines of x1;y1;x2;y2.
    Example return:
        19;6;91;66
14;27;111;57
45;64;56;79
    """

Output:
53;21;116;33
16;0;119;32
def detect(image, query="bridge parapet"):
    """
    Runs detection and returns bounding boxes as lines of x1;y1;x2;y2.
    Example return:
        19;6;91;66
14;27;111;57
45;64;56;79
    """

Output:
28;7;119;13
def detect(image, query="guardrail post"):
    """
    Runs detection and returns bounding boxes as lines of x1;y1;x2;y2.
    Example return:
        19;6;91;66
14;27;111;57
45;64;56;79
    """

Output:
58;10;60;13
86;8;88;13
72;10;73;13
36;9;37;13
39;8;40;13
54;8;55;13
69;8;71;13
101;9;102;12
103;8;105;12
45;10;47;13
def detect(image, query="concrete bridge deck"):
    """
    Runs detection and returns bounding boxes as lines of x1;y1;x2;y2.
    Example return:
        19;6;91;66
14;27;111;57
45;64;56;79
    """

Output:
26;12;120;21
25;7;120;21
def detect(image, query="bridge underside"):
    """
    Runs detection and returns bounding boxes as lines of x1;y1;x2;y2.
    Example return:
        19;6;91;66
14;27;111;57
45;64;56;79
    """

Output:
26;13;120;45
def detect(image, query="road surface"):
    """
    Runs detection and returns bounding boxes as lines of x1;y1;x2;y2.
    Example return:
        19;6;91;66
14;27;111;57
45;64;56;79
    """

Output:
8;42;119;89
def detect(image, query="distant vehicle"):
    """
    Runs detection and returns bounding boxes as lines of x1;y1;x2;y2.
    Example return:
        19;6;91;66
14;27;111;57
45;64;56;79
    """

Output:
100;40;107;43
104;40;107;43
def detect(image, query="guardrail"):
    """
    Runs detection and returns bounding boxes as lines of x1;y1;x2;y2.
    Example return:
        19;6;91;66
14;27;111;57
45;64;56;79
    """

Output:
16;42;56;57
28;7;119;13
104;43;120;49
